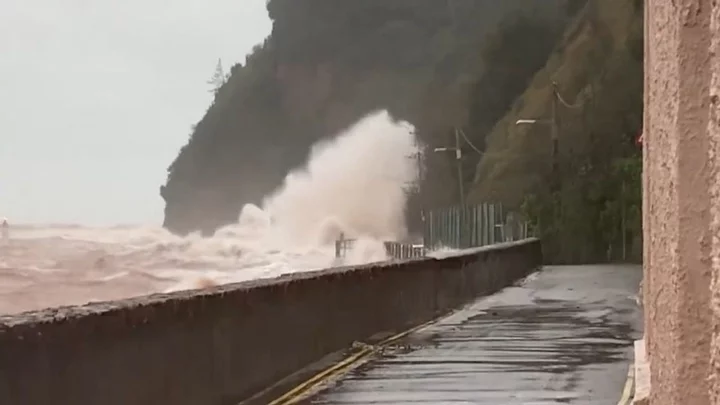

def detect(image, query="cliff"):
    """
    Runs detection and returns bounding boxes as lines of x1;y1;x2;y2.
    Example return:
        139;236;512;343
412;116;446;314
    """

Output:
469;0;644;262
161;0;572;235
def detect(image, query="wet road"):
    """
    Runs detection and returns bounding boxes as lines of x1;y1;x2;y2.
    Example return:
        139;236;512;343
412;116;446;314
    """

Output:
304;265;642;404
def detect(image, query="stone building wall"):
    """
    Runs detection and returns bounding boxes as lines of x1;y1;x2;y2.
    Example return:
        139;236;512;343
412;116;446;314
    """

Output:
644;0;719;403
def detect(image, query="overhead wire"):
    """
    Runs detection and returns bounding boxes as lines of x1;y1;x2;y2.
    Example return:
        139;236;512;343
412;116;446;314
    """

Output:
554;87;584;109
457;127;485;156
441;83;583;161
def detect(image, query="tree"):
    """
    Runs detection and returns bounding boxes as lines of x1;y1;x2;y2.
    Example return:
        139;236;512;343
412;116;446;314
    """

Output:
207;59;226;94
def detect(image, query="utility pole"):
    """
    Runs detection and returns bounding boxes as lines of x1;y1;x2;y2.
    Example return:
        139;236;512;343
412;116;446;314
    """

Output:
454;127;466;207
516;81;562;189
433;132;464;206
434;127;467;248
454;127;468;248
551;81;561;192
551;81;565;260
621;179;627;261
445;0;469;247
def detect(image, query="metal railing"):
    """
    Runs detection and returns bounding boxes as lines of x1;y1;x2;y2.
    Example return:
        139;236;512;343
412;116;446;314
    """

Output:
423;203;518;249
334;236;426;260
334;203;531;260
383;241;426;260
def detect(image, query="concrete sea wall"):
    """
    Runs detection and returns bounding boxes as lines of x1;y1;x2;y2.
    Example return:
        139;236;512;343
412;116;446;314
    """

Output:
0;238;541;405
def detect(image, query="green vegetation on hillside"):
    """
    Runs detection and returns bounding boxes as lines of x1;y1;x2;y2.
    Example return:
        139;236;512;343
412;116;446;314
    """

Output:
469;0;644;263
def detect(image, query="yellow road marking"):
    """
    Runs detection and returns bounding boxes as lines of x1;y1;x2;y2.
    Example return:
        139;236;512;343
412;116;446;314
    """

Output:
270;318;638;405
268;318;439;405
617;363;635;405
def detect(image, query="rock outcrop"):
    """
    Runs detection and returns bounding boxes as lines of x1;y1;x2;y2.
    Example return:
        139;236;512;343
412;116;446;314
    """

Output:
161;0;570;235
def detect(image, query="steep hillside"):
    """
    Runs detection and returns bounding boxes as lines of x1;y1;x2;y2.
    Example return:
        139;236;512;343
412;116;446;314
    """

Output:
161;0;571;235
469;0;644;263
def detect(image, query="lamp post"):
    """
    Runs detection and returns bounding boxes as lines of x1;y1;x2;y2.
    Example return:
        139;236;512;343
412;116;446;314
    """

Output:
434;128;465;210
435;128;467;247
516;83;566;257
515;116;559;192
516;81;561;191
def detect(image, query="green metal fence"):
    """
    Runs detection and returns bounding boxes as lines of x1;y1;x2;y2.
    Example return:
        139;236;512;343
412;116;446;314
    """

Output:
335;203;531;260
422;203;529;250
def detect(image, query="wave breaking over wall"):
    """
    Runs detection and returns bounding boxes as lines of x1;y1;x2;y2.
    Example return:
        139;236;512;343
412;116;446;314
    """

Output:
0;110;420;314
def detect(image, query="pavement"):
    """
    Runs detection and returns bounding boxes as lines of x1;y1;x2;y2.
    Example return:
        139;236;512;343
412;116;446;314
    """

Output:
294;265;643;405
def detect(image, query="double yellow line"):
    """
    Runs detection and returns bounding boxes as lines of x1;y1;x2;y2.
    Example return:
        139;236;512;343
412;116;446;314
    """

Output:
617;364;635;405
268;318;438;405
269;317;637;405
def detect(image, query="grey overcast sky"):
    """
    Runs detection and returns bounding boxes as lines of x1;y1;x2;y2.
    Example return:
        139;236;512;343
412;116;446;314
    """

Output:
0;0;272;226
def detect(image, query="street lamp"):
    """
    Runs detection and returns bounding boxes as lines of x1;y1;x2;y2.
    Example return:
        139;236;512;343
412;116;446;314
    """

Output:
433;146;462;160
515;84;561;192
434;128;468;248
515;119;551;126
433;129;465;206
518;83;562;189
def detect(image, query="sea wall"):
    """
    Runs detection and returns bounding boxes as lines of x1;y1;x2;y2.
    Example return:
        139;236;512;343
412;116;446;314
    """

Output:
0;238;541;405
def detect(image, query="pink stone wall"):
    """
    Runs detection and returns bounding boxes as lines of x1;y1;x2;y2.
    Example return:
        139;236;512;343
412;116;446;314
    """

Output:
642;0;653;360
710;2;720;402
645;0;715;403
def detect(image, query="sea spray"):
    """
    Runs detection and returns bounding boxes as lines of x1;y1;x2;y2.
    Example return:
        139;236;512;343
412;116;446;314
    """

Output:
0;110;423;313
262;110;419;247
